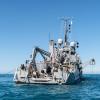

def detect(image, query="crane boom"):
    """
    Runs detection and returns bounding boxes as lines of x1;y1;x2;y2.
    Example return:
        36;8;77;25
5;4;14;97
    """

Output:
31;46;51;71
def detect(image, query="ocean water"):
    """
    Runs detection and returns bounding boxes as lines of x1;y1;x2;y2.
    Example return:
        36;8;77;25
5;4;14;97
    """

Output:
0;74;100;100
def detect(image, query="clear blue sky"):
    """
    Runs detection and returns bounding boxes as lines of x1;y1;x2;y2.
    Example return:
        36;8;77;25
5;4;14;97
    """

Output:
0;0;100;74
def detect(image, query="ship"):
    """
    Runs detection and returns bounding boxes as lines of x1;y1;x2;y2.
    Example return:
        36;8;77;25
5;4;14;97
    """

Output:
13;18;95;84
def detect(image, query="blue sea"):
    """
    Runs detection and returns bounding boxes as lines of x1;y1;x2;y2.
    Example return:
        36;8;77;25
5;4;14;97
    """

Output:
0;74;100;100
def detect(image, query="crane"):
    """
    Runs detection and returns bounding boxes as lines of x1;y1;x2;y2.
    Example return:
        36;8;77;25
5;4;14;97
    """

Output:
30;46;51;71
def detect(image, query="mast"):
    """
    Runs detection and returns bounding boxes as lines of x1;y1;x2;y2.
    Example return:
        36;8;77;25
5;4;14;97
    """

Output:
64;19;68;46
61;18;72;46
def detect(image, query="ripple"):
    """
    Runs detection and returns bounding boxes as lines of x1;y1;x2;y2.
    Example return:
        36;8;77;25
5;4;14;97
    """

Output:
0;74;100;100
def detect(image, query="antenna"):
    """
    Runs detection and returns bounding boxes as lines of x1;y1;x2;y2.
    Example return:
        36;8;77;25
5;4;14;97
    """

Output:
49;33;50;41
61;17;72;46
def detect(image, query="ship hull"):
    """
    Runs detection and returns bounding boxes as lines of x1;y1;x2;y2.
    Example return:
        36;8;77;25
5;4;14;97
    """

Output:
13;69;82;85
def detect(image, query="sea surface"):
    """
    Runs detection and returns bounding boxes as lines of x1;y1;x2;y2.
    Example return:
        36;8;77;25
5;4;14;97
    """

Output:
0;74;100;100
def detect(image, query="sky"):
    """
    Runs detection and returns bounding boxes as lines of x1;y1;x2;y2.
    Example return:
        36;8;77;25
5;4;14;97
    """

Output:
0;0;100;74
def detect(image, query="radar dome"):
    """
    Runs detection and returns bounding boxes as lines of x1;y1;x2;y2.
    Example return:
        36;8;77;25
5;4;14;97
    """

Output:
70;41;76;47
58;38;63;45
